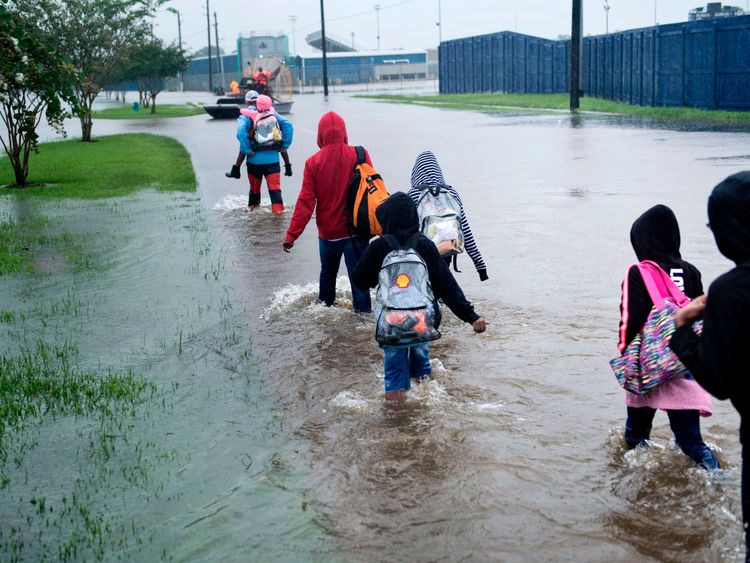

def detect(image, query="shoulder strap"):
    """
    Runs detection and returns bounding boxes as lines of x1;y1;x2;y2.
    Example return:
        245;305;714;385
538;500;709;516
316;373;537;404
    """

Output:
637;260;690;307
354;146;366;165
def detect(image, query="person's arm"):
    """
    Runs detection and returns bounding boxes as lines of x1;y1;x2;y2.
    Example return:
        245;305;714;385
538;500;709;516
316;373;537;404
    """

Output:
352;240;385;289
670;288;736;400
451;189;487;280
617;265;650;353
236;116;252;155
423;240;480;324
284;159;317;247
276;113;293;150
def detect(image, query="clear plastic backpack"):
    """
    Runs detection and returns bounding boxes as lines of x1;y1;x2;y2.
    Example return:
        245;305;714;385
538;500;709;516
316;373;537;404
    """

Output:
251;111;282;151
375;233;441;346
416;184;464;257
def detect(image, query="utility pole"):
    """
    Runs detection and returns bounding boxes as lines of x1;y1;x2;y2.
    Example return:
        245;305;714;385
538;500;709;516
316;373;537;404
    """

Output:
320;0;329;99
289;15;297;55
351;32;355;49
603;0;610;34
214;12;225;89
375;4;381;50
167;7;183;91
570;0;582;110
206;0;213;92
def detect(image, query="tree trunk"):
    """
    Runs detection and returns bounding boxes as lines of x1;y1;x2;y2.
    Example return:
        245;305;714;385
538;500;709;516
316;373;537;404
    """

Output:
150;93;157;114
11;150;27;186
77;92;96;142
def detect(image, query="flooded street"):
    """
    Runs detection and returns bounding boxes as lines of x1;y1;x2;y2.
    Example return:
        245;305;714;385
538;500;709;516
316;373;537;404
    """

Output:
4;92;750;561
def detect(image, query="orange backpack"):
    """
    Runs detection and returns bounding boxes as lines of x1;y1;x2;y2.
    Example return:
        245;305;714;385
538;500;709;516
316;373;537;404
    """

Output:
347;146;389;237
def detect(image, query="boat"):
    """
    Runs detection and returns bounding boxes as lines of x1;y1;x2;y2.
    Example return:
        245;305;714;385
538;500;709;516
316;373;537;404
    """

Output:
204;56;293;119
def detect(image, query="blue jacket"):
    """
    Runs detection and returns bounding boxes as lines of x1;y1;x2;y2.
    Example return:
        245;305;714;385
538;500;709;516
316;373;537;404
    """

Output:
236;110;293;166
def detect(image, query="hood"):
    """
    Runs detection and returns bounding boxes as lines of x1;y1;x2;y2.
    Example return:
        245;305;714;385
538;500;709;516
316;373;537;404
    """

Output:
375;192;419;243
708;171;750;264
256;95;273;112
411;150;446;188
629;204;682;262
316;111;348;148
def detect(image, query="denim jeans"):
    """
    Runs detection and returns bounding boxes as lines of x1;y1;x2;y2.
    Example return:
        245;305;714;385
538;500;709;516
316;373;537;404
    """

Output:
318;236;371;313
625;406;720;469
383;343;432;393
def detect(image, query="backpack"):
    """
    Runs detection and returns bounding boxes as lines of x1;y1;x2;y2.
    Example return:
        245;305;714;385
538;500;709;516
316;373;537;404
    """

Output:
347;146;389;237
250;111;282;152
415;184;464;257
375;233;441;346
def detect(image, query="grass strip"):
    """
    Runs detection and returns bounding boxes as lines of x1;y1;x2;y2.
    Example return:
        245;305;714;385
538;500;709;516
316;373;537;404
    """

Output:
358;93;750;123
94;103;205;119
0;133;197;197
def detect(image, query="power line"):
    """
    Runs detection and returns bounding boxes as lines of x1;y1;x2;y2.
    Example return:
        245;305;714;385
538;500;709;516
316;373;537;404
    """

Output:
296;0;415;32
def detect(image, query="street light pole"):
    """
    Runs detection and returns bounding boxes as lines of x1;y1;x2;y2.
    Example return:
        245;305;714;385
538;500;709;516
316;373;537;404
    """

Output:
375;4;381;51
570;0;582;110
437;0;442;44
167;7;183;91
603;0;610;34
206;0;213;93
320;0;329;99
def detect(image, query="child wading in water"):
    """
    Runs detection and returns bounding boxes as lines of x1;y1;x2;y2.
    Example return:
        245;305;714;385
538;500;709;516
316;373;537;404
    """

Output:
352;192;487;402
617;204;719;470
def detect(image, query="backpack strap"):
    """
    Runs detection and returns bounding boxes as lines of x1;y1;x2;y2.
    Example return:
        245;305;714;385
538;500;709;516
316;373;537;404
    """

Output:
637;260;690;308
354;145;367;165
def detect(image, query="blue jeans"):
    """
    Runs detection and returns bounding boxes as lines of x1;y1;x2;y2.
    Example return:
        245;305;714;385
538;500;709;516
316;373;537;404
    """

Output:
318;236;371;313
625;406;720;469
383;343;432;393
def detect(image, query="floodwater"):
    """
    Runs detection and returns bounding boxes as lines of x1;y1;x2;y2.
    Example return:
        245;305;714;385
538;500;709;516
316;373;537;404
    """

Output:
4;91;750;561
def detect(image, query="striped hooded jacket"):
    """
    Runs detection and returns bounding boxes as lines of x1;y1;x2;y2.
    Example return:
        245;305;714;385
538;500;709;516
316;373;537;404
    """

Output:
406;151;488;281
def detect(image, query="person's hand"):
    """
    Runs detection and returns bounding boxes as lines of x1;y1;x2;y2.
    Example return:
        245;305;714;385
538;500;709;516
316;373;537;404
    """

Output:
674;294;707;328
472;317;487;333
282;241;294;253
284;163;293;177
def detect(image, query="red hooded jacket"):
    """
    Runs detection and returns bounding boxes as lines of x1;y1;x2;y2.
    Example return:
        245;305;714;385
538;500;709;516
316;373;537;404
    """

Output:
285;112;372;243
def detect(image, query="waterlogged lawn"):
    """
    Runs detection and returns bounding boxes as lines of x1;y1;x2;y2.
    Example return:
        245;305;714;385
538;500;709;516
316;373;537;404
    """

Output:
0;133;196;196
360;93;750;123
0;135;325;560
94;103;205;119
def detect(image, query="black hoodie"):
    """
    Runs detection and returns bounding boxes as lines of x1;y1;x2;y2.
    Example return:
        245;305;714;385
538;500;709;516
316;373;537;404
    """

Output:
618;205;703;351
351;192;480;325
671;171;750;426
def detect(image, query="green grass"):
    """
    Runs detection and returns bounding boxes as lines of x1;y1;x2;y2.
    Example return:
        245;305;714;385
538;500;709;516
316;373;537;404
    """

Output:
358;93;750;123
0;133;197;196
94;103;205;119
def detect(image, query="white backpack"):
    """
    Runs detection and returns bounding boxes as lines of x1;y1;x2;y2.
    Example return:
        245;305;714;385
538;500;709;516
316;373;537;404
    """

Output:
251;111;282;151
375;233;441;346
416;184;464;257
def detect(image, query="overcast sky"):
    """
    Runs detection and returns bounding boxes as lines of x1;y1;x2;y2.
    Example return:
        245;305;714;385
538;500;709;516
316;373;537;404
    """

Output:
152;0;748;56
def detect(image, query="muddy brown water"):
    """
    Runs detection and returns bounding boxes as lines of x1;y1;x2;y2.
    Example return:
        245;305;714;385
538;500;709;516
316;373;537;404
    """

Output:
15;93;750;561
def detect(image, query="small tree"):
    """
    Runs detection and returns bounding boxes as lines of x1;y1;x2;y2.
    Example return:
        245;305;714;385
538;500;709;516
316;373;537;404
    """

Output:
0;6;78;186
6;0;166;141
126;39;186;114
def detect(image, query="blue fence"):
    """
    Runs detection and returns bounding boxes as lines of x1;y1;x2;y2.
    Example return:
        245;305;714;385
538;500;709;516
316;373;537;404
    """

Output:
439;15;750;110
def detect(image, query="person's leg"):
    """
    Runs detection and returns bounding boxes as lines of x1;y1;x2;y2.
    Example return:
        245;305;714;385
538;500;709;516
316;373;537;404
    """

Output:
667;409;720;469
624;406;656;449
408;343;432;382
383;345;409;402
246;163;263;209
318;238;344;307
263;162;283;214
343;236;372;313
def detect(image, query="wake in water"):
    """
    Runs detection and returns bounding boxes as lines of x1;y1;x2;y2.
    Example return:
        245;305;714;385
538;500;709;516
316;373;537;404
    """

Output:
213;193;296;215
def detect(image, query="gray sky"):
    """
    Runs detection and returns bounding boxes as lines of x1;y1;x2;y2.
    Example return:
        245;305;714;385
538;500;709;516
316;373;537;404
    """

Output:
153;1;746;56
